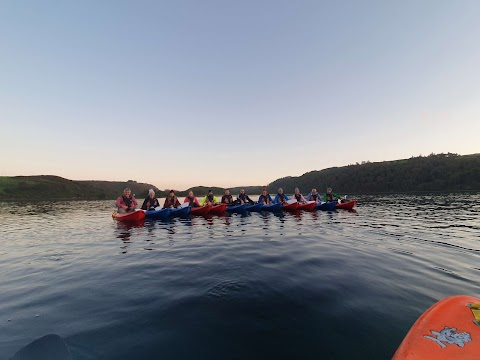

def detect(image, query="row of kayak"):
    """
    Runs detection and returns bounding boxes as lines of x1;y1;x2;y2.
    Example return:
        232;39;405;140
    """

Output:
113;200;356;222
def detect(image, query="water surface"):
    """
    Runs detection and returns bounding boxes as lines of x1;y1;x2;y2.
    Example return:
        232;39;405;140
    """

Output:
1;194;479;359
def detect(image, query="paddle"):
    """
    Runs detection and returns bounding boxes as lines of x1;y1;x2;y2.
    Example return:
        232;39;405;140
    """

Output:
180;202;189;208
286;199;297;204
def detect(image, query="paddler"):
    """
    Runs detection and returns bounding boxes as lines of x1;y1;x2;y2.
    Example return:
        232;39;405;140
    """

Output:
237;189;254;205
307;188;321;203
141;189;160;210
200;190;219;206
163;190;181;209
293;187;307;204
273;188;289;204
258;188;273;205
115;188;138;213
184;190;201;207
221;189;235;205
323;187;341;202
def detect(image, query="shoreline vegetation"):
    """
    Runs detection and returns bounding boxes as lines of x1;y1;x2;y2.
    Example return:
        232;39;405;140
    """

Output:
1;153;478;201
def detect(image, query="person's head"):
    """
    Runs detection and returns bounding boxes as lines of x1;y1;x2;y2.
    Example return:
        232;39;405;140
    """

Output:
312;188;317;195
169;190;175;197
240;189;245;194
278;188;283;194
188;190;194;197
225;189;230;195
327;187;332;194
262;187;267;195
123;188;131;197
294;187;300;194
148;189;155;198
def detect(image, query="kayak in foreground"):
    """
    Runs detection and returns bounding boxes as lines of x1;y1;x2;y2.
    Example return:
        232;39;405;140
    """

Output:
246;203;263;212
262;203;283;212
112;209;145;222
226;204;247;213
297;201;317;211
170;206;191;217
190;205;211;216
145;208;171;220
393;295;480;359
209;204;227;215
316;202;337;211
336;200;356;210
282;202;299;211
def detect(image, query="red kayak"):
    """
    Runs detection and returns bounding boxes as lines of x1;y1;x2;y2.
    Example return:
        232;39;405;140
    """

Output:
297;202;317;211
190;205;211;216
282;202;299;211
209;204;227;214
112;210;146;222
336;200;356;210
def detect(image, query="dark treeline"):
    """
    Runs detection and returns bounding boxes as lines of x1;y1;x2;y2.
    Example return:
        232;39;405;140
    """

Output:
267;153;480;195
1;153;478;201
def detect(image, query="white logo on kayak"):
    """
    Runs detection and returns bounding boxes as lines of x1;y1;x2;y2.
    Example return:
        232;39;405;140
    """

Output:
424;326;471;348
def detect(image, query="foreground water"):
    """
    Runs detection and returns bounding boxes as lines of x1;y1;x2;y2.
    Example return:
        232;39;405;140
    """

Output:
1;194;479;359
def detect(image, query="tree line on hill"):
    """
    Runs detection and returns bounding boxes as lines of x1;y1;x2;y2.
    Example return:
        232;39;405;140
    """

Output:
0;153;478;201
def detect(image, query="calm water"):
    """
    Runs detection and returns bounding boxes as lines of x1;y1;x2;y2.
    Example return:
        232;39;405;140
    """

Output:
1;194;479;359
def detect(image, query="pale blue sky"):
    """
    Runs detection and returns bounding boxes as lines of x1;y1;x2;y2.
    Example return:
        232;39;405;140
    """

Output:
1;0;479;189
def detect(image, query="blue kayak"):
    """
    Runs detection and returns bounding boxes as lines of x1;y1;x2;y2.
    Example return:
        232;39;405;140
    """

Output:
145;208;171;220
170;206;191;217
246;203;263;212
262;203;283;212
226;204;247;213
316;202;337;211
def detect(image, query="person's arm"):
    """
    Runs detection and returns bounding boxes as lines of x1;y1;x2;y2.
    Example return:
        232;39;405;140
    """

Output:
301;195;307;203
273;195;279;203
115;197;124;208
268;195;274;203
141;198;148;210
163;199;169;209
195;198;200;206
323;194;327;202
132;197;138;209
200;197;206;206
284;194;289;201
213;196;219;205
333;193;340;200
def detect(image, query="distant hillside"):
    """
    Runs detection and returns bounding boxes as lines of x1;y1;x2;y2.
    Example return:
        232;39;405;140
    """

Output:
1;153;478;201
0;176;161;200
267;153;480;194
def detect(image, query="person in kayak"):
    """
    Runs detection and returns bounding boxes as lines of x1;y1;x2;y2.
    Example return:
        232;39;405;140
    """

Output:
115;188;138;213
221;189;235;205
237;189;254;205
141;189;160;210
258;188;273;205
163;190;181;209
293;188;307;204
273;188;289;204
184;190;201;207
324;187;341;202
200;190;219;206
307;188;321;203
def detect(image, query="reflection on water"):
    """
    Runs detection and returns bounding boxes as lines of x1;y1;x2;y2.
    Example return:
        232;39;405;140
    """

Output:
0;194;479;359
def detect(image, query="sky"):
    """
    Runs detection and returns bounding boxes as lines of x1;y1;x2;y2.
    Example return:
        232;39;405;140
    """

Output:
1;0;479;190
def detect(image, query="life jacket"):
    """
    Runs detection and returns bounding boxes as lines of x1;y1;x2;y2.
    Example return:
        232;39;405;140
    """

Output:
145;197;158;209
167;196;177;206
295;194;302;202
277;193;286;202
260;194;270;204
123;195;133;208
238;193;246;200
310;194;318;201
207;195;214;202
326;193;335;201
223;195;233;204
187;196;196;206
